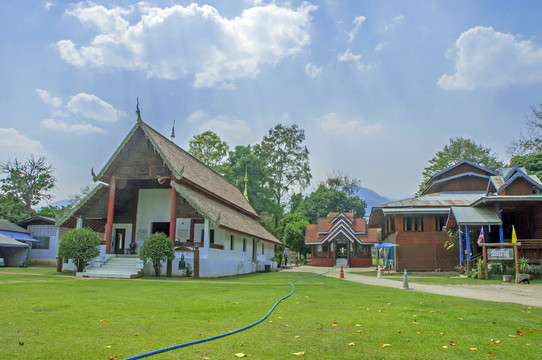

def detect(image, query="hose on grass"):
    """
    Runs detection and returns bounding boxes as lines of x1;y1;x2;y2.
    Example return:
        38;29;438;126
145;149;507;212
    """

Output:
124;271;329;359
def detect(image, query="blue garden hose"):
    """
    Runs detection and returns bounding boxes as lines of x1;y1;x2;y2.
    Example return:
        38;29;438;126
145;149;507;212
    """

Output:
124;271;327;359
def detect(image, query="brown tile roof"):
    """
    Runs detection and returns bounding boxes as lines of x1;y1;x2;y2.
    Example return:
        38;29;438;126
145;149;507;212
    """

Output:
173;182;280;245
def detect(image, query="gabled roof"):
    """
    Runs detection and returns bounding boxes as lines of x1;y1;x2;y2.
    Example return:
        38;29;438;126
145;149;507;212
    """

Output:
305;211;376;245
18;216;55;227
0;219;30;234
96;119;257;218
425;160;497;186
498;168;542;193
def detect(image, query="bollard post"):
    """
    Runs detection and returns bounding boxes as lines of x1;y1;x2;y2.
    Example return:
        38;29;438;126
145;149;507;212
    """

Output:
402;269;411;290
377;265;382;278
340;266;344;279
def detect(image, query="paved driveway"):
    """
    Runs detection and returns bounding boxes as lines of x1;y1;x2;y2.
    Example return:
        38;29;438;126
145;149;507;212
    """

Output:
283;266;542;308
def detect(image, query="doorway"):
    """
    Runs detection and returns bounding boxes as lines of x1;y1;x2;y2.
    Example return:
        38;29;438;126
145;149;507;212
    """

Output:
152;222;170;236
114;228;126;255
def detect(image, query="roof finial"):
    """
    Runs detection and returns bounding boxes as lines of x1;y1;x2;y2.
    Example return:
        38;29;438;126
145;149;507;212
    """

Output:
243;165;249;201
171;119;176;139
136;98;142;123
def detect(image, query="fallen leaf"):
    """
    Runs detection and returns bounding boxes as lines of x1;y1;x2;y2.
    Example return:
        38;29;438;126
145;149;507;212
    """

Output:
294;336;300;339
332;322;338;326
397;330;401;334
284;325;289;327
355;324;361;327
449;341;456;346
105;346;112;349
529;328;534;333
108;356;116;360
101;319;109;323
517;330;524;336
526;344;531;346
440;333;444;336
134;333;139;336
356;330;361;333
380;343;392;348
442;346;448;349
366;308;370;311
416;331;421;334
488;351;495;356
494;340;500;344
470;348;478;351
203;357;210;360
18;342;24;346
485;309;490;311
379;310;382;313
430;310;436;313
458;318;464;321
292;352;305;356
305;296;309;298
348;343;355;346
269;321;273;323
509;335;517;338
235;353;246;358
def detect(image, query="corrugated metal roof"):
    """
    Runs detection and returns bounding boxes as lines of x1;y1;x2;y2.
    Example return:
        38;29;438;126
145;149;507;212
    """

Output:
382;208;450;215
449;207;502;225
376;192;484;208
471;195;542;207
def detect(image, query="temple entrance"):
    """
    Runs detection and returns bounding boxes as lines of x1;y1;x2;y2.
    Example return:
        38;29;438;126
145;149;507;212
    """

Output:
114;228;126;255
335;241;348;267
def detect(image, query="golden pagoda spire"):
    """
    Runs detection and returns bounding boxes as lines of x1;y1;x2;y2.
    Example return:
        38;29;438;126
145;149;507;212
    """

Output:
243;165;249;201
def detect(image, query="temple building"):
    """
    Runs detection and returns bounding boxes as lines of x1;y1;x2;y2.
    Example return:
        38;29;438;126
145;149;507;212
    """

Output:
59;108;281;277
369;160;542;271
305;212;378;267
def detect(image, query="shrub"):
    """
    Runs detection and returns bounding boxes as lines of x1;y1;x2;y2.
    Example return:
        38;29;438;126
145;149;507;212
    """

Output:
139;232;175;277
519;257;530;274
57;228;100;272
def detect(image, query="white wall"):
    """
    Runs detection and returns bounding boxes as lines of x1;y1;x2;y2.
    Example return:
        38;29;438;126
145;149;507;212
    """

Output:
27;224;59;263
135;188;171;248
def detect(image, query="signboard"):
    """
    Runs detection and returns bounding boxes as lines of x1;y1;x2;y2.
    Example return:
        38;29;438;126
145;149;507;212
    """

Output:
488;248;514;260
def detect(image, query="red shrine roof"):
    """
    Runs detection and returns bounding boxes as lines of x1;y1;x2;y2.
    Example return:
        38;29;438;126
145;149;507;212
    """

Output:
305;212;377;245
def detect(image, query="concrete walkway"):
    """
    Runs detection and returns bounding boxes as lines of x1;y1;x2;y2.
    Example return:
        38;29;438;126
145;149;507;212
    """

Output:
282;266;542;308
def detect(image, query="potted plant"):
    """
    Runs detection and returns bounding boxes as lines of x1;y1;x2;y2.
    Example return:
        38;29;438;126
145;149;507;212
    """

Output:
517;257;531;283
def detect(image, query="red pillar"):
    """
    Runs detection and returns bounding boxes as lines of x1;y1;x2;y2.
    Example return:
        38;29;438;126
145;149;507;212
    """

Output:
167;179;177;277
105;176;116;254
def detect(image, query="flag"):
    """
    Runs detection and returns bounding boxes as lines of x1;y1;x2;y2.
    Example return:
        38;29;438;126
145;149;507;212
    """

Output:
512;225;517;243
477;227;484;245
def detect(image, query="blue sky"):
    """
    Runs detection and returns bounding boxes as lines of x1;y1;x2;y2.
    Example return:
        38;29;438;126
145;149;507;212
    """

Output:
2;0;542;204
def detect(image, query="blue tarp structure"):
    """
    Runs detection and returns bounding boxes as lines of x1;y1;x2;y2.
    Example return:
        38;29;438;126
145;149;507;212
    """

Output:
373;242;399;249
373;243;399;268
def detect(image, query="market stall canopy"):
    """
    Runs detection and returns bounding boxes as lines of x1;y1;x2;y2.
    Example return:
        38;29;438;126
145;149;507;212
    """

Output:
373;242;400;249
0;233;29;247
447;206;502;228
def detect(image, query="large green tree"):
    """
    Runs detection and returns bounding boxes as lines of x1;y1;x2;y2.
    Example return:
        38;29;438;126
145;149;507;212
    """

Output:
276;212;310;260
321;171;362;196
188;131;229;173
418;137;504;195
508;102;542;156
0;194;27;222
0;155;55;217
261;124;312;208
296;185;366;222
510;153;542;179
223;145;282;230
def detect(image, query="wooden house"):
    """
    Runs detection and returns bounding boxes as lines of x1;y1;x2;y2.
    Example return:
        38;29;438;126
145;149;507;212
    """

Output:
369;160;542;271
305;212;377;267
59;110;281;277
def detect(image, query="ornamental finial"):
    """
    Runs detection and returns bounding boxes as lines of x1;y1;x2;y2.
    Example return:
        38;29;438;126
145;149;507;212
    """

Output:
136;98;141;123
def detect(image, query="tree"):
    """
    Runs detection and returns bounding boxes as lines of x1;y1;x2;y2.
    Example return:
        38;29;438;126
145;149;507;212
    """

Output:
510;153;542;179
36;205;67;219
321;171;361;196
0;155;55;217
138;232;175;277
297;185;366;222
276;212;310;260
188;131;229;172
223;144;282;231
508;102;542;156
57;228;100;272
0;194;27;222
418;137;504;195
261;124;312;208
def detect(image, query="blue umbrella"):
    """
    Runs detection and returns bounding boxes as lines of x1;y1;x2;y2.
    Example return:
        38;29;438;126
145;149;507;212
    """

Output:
373;242;399;249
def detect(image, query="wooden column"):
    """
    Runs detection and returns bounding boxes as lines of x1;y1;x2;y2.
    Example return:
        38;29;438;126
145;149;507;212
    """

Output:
514;245;520;283
194;246;200;278
167;180;177;278
131;190;139;252
483;245;488;279
105;176;116;254
498;202;504;245
458;225;464;264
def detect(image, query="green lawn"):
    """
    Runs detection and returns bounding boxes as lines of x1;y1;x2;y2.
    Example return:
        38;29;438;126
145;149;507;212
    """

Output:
1;267;541;359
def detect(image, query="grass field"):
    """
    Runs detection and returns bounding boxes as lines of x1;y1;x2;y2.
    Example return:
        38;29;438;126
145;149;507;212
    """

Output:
1;267;541;359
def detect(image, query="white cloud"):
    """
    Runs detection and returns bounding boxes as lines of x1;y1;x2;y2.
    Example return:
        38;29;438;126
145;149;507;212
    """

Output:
319;113;383;135
348;15;366;43
187;110;207;122
338;49;361;62
36;89;62;107
66;93;119;122
438;26;542;90
0;128;45;158
305;63;322;78
385;14;405;31
42;119;106;134
44;2;53;11
57;2;317;89
198;116;254;144
375;42;387;52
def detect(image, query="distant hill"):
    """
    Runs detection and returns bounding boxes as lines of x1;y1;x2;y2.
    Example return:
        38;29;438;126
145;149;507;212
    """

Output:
34;199;72;212
352;187;393;215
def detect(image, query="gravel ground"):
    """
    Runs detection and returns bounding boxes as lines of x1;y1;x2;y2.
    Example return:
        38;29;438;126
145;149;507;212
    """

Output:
282;265;542;308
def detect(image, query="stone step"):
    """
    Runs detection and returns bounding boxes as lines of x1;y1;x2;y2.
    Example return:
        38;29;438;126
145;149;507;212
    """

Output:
78;255;143;279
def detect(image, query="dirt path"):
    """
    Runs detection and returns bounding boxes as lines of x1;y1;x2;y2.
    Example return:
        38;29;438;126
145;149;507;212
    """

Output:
283;266;542;308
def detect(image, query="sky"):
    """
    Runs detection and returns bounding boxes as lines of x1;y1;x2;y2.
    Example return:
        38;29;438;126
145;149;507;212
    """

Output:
2;0;542;206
